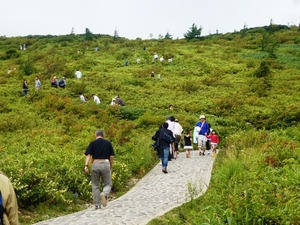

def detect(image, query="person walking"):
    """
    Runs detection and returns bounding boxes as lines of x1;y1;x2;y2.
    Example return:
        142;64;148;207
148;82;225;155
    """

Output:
173;119;183;159
152;124;164;159
51;76;58;88
207;130;219;157
84;130;115;210
58;77;66;89
183;130;193;158
22;80;28;96
166;116;176;160
110;98;116;106
115;96;125;106
152;122;175;173
92;94;101;104
75;69;82;79
195;115;210;156
0;172;20;225
34;76;42;91
79;93;86;102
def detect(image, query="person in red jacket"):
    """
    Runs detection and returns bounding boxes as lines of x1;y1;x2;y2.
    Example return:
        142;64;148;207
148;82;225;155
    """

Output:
207;130;219;157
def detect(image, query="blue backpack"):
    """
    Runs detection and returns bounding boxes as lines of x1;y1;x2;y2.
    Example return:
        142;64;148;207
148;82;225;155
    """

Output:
0;191;3;225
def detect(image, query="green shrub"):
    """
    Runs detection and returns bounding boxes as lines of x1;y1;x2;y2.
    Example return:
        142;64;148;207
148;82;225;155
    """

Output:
120;106;145;120
4;49;20;59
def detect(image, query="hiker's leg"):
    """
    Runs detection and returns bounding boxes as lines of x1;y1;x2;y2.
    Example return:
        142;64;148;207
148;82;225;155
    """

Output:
100;162;112;197
91;163;101;206
197;137;203;154
163;147;170;169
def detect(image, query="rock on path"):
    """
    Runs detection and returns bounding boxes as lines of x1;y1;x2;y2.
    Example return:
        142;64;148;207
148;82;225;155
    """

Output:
34;150;214;225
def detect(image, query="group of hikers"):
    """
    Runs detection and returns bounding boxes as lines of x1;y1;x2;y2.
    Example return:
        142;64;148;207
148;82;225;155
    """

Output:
79;93;125;106
152;115;219;174
21;69;85;96
50;76;67;88
21;70;126;107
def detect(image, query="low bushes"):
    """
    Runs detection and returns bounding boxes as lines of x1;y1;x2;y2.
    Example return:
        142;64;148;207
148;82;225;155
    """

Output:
149;129;300;224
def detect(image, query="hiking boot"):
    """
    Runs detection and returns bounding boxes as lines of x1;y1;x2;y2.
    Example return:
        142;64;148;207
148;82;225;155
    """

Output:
95;204;101;210
100;192;107;207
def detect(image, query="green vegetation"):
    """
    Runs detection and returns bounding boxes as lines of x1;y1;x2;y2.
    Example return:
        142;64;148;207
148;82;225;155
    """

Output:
0;24;299;224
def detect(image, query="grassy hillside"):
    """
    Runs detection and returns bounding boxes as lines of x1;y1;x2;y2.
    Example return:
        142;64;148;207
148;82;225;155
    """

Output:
0;24;299;224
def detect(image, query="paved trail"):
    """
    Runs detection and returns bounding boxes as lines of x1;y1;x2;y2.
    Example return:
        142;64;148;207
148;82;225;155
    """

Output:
34;150;215;225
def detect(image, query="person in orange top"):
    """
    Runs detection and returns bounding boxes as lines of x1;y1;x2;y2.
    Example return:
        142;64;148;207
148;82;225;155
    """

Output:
207;130;219;157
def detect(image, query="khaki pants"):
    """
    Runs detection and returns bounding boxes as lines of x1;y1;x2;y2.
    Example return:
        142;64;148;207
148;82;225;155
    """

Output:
91;161;112;206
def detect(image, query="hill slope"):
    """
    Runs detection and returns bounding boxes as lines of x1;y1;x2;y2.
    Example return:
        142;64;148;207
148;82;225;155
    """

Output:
0;24;299;224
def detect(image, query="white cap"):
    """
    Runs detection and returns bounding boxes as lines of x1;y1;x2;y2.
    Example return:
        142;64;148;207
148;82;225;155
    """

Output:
200;115;205;119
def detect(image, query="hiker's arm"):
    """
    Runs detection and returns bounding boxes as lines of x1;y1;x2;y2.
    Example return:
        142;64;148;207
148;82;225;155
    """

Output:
84;154;91;174
109;155;114;171
6;181;20;225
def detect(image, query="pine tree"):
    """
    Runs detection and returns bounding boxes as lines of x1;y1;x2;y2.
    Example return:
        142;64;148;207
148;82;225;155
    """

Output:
164;32;172;39
184;23;202;40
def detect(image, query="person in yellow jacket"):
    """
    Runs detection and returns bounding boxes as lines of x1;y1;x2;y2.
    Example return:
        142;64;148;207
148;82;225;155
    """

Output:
0;173;19;225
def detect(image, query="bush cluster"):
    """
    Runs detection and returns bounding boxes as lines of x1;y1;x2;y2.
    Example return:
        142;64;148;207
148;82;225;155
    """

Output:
0;25;299;224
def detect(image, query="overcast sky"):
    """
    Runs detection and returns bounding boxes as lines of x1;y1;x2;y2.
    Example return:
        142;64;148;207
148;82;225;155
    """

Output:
1;0;300;39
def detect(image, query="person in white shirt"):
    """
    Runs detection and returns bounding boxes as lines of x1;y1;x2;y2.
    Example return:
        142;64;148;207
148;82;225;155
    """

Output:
92;94;100;104
173;119;183;159
166;116;176;159
75;69;82;79
110;98;116;106
35;76;42;90
80;94;86;102
153;52;158;61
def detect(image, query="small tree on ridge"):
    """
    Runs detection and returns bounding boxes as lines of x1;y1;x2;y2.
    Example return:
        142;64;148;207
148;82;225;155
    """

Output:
184;23;202;40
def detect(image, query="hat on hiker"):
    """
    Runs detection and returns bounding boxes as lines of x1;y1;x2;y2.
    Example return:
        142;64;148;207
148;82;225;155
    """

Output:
199;115;205;119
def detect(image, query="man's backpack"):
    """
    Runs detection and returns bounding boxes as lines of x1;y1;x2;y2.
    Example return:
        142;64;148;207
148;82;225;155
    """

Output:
0;191;4;225
159;130;174;144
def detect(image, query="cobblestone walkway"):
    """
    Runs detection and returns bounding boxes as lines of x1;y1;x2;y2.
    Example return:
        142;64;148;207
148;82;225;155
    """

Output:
34;150;215;225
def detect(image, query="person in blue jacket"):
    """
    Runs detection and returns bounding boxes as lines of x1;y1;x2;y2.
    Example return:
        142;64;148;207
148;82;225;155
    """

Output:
195;115;210;156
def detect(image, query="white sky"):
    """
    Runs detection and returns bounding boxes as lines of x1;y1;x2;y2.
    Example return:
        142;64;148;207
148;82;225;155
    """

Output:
1;0;300;39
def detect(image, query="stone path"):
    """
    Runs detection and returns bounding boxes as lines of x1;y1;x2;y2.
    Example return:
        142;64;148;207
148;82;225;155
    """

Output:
34;150;215;225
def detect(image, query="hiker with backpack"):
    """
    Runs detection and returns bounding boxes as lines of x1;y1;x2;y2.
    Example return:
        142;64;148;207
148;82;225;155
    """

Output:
152;122;175;173
0;172;19;225
152;124;163;159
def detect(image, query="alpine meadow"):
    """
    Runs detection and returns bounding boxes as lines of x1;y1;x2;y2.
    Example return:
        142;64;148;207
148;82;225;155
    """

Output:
0;24;299;224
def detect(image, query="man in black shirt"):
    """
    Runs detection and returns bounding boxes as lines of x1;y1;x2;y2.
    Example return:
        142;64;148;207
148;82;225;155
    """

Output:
84;130;115;210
